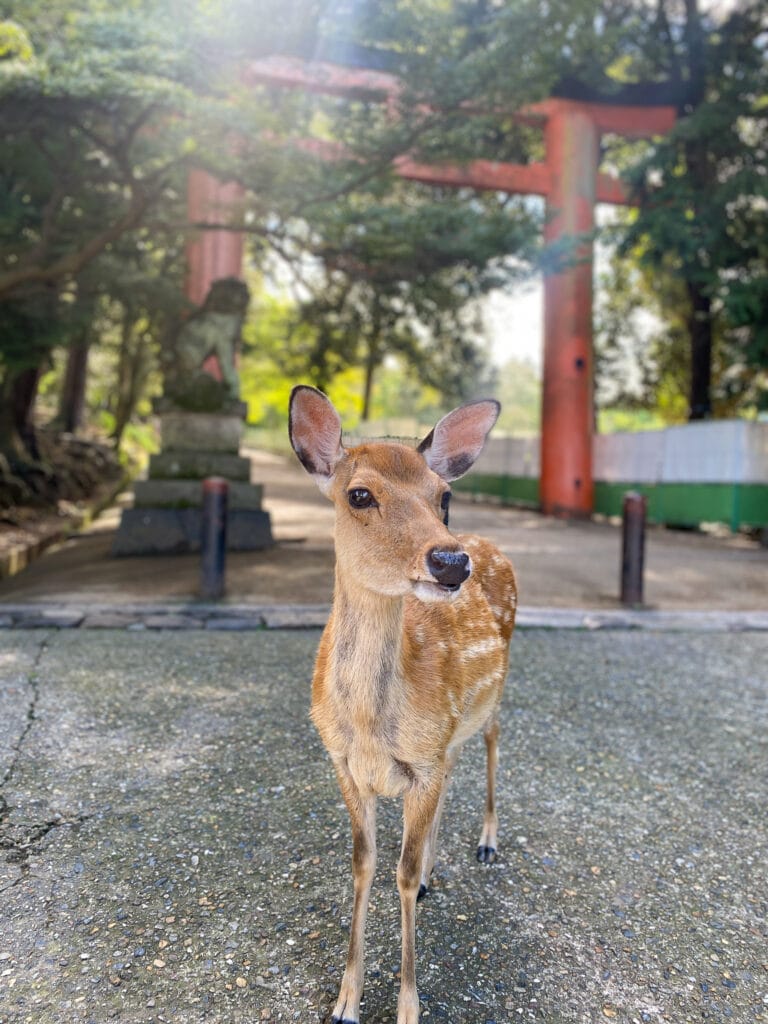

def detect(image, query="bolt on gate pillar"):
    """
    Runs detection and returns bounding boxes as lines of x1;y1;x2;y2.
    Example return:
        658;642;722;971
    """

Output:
541;101;599;518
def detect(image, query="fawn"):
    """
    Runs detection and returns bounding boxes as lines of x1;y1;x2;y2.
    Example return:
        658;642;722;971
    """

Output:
289;385;517;1024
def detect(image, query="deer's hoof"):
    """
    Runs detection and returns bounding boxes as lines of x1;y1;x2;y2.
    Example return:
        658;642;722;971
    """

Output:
331;1017;358;1024
477;844;497;864
417;882;429;901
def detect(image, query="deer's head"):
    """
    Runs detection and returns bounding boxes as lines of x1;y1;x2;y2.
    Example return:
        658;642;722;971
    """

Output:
289;385;499;601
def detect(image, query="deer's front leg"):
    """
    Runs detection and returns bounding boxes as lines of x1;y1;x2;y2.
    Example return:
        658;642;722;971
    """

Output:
419;749;459;898
332;768;377;1024
397;783;442;1024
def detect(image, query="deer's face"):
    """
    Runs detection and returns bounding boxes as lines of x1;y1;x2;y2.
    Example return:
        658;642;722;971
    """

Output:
330;443;470;601
289;385;500;601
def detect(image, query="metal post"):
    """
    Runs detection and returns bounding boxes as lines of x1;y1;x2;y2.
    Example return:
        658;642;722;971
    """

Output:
621;491;647;607
201;477;228;600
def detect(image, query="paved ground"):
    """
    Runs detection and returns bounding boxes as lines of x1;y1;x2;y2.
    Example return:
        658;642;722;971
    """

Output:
1;627;767;1024
0;451;765;614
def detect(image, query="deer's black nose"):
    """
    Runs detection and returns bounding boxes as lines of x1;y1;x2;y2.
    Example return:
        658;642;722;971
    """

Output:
426;548;470;590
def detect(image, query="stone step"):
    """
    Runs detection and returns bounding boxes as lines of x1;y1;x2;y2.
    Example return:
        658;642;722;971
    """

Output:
160;412;243;454
149;451;252;482
133;479;264;511
112;507;273;555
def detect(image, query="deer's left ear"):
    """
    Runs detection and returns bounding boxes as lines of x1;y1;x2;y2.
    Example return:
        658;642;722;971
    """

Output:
417;399;500;481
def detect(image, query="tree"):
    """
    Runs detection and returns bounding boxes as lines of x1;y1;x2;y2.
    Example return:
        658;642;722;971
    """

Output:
0;3;182;453
595;218;766;424
612;0;768;419
233;0;610;414
260;183;539;418
0;0;338;460
494;356;541;435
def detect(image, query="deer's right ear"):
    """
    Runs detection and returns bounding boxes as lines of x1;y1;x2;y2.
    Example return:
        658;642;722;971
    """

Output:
289;385;345;495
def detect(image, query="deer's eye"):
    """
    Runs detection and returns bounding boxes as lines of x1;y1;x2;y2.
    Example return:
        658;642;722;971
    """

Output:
440;490;452;525
348;488;377;510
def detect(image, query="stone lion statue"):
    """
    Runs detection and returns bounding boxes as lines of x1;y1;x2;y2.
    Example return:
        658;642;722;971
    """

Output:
162;278;250;413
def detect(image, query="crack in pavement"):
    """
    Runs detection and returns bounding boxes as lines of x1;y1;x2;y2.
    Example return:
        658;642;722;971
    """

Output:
0;633;67;891
0;632;49;800
0;813;92;893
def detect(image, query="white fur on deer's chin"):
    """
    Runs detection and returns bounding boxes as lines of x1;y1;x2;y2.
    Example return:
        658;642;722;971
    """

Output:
410;580;465;604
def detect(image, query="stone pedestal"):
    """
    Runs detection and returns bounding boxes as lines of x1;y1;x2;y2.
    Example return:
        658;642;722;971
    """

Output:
113;407;273;556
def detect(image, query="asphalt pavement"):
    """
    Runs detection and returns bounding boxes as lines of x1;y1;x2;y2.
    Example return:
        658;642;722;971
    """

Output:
1;627;767;1024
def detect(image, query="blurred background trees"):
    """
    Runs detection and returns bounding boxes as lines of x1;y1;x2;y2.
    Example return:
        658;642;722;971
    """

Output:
593;0;767;423
1;0;765;505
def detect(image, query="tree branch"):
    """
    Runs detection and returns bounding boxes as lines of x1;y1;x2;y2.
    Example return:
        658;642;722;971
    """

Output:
0;187;157;301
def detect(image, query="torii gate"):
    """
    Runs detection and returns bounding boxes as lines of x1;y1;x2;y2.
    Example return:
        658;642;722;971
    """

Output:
186;56;675;518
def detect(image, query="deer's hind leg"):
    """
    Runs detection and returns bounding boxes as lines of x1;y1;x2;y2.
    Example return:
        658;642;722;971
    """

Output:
477;714;500;864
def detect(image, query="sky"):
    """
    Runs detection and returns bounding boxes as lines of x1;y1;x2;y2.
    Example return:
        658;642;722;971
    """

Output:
485;283;543;371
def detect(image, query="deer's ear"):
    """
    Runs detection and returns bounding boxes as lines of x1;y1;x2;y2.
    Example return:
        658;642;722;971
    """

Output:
289;385;345;495
417;399;499;481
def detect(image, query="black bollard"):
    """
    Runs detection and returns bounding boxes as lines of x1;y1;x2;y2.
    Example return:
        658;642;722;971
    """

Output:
200;477;228;600
621;491;647;607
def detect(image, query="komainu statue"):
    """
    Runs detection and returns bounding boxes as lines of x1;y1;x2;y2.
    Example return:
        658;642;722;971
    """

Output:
161;277;250;413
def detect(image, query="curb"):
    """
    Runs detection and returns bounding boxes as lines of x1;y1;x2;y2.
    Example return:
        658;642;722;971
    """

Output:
1;602;766;633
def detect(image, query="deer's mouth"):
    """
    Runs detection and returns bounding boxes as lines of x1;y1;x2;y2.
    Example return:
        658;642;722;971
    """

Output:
411;579;464;602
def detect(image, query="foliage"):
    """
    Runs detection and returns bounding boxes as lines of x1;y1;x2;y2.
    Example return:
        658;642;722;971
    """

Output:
0;0;578;452
604;0;768;419
265;182;540;417
596;224;766;423
2;0;766;504
596;407;671;434
493;356;541;436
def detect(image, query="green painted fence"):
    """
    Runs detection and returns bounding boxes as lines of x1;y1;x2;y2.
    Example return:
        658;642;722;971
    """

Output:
455;420;768;532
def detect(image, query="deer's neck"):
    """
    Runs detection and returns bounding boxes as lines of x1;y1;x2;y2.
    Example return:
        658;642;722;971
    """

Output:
329;574;405;714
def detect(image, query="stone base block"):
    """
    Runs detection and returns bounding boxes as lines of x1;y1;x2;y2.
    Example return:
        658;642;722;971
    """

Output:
112;507;273;555
149;452;252;482
160;412;243;454
133;479;263;511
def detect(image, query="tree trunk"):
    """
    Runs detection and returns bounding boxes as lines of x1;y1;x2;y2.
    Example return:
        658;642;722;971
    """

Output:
0;371;18;456
681;0;711;422
9;366;43;459
58;338;90;434
361;312;382;422
111;320;155;449
362;349;376;422
687;282;712;420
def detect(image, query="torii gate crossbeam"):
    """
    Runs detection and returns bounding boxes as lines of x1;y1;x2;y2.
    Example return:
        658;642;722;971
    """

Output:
186;56;674;517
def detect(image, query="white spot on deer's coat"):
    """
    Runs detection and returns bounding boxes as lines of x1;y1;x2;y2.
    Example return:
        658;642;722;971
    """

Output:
467;668;504;698
464;636;503;659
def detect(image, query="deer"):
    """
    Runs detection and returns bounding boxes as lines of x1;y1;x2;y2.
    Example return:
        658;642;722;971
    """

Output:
288;385;517;1024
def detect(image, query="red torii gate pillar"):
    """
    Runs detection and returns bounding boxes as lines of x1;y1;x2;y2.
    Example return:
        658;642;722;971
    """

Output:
535;98;674;515
541;102;600;516
186;168;245;306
